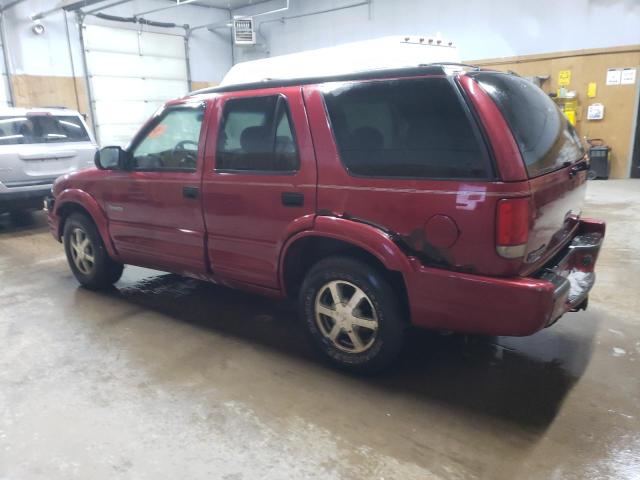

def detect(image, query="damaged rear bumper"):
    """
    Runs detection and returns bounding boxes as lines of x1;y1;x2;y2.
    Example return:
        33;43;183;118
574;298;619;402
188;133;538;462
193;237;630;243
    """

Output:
405;218;605;336
536;220;604;326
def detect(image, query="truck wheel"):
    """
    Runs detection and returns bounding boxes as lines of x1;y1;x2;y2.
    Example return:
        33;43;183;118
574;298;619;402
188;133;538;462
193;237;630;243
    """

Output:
63;213;123;289
299;256;406;373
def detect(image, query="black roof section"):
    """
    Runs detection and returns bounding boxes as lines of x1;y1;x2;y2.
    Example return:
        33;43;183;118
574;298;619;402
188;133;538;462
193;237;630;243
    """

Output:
188;63;480;96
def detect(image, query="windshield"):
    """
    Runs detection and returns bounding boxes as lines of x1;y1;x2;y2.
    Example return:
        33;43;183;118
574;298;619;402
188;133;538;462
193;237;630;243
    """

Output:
472;72;584;177
0;114;90;145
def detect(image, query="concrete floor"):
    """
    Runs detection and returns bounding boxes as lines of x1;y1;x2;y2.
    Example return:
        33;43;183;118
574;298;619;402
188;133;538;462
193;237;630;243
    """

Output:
1;180;639;480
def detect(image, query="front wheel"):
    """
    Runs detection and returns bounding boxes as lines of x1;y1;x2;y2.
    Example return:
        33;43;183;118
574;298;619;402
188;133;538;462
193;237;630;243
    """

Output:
299;256;406;373
63;213;123;289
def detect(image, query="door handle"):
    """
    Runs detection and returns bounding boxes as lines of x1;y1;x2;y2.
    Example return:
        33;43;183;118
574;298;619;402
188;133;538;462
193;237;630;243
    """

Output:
281;191;304;207
183;186;199;199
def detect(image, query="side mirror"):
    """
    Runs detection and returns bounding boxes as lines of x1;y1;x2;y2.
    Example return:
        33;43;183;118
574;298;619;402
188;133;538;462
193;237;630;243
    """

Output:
95;146;128;170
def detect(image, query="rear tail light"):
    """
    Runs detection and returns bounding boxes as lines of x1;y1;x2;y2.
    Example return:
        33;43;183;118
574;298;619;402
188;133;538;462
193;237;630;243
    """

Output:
496;198;530;259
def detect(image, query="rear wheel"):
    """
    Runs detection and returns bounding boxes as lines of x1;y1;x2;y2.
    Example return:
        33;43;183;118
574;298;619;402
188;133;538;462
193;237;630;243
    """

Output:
299;256;406;373
63;213;123;289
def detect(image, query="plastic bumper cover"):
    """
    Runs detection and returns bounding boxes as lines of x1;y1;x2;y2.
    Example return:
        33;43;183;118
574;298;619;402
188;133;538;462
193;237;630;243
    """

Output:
405;218;605;336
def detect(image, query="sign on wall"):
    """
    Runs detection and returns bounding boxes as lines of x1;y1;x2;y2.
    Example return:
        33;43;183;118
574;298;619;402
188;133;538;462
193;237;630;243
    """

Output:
558;70;571;86
621;68;637;85
606;68;637;86
587;103;605;121
606;68;622;85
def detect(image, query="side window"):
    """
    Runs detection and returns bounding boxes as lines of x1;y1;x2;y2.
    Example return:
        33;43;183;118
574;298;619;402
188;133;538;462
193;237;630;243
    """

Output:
216;95;299;172
322;78;491;179
131;106;204;172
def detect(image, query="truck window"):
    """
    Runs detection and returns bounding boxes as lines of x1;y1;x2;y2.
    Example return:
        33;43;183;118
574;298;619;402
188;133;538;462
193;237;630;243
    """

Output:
131;106;204;171
322;77;490;179
216;95;299;173
0;115;90;145
472;72;584;177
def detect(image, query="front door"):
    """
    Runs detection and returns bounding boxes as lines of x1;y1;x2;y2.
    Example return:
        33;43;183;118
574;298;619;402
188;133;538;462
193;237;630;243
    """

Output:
103;103;208;274
201;87;317;290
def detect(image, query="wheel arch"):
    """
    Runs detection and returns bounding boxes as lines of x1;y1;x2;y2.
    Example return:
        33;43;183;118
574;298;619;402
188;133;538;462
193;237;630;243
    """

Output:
279;217;412;322
54;189;119;260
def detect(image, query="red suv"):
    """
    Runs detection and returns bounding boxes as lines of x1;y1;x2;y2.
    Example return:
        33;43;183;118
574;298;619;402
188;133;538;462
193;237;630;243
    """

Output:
47;65;605;372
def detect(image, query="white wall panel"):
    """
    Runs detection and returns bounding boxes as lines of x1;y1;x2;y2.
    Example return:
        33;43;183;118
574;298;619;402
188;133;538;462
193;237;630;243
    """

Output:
233;0;640;64
83;24;189;146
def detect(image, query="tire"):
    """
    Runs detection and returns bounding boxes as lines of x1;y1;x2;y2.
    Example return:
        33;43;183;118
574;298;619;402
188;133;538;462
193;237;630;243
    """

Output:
63;213;123;289
299;255;406;373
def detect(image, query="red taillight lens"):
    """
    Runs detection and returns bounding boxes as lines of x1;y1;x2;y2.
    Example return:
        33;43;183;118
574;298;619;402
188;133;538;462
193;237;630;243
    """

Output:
496;198;530;258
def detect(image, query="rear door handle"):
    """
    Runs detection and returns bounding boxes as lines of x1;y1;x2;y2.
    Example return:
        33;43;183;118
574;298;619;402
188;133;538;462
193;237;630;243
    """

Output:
183;186;199;199
281;191;304;207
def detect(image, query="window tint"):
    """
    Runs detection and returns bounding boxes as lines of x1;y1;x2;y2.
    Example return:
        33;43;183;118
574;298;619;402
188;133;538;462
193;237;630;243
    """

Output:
322;78;489;179
131;106;204;171
216;95;299;172
0;115;90;145
472;72;584;177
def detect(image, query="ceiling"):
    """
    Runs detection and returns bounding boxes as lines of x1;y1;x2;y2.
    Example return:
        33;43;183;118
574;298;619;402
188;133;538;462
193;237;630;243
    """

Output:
173;0;278;11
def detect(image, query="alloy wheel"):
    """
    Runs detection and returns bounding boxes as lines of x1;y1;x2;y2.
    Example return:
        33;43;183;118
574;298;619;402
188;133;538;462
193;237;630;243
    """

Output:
314;280;379;353
69;227;95;275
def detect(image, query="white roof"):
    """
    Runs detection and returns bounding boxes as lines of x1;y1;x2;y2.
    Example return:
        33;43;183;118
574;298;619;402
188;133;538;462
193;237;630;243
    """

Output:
221;35;460;86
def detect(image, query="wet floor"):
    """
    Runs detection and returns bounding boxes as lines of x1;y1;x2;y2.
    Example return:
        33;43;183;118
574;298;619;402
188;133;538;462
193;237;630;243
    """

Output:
1;180;639;479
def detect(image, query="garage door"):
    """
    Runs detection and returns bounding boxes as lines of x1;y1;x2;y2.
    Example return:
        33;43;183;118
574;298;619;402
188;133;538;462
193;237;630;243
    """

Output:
0;32;11;107
83;24;189;146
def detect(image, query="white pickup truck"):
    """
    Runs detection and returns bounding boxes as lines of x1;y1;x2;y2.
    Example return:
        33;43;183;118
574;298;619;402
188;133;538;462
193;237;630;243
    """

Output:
0;107;97;214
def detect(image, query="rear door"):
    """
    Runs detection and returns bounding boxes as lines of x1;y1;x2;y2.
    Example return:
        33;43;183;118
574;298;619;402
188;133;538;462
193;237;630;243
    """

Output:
471;72;587;273
0;113;95;188
201;87;317;290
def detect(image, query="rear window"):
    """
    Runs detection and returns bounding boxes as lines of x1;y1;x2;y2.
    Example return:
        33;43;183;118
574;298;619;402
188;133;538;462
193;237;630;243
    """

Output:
322;77;491;179
472;72;584;177
0;114;90;145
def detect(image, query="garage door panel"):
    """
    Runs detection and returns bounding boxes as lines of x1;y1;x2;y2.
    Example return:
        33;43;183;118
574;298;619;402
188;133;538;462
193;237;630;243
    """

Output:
0;32;10;106
83;24;189;146
0;76;9;106
139;31;185;59
84;25;140;55
91;77;188;102
94;100;160;126
87;52;187;80
97;123;149;147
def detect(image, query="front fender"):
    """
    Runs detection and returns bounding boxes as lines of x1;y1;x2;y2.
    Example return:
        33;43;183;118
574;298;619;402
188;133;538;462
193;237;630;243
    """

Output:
54;189;119;260
279;215;413;291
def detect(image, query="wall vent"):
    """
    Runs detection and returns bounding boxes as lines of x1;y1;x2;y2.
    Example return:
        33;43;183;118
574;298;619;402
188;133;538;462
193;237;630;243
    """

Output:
233;18;256;45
